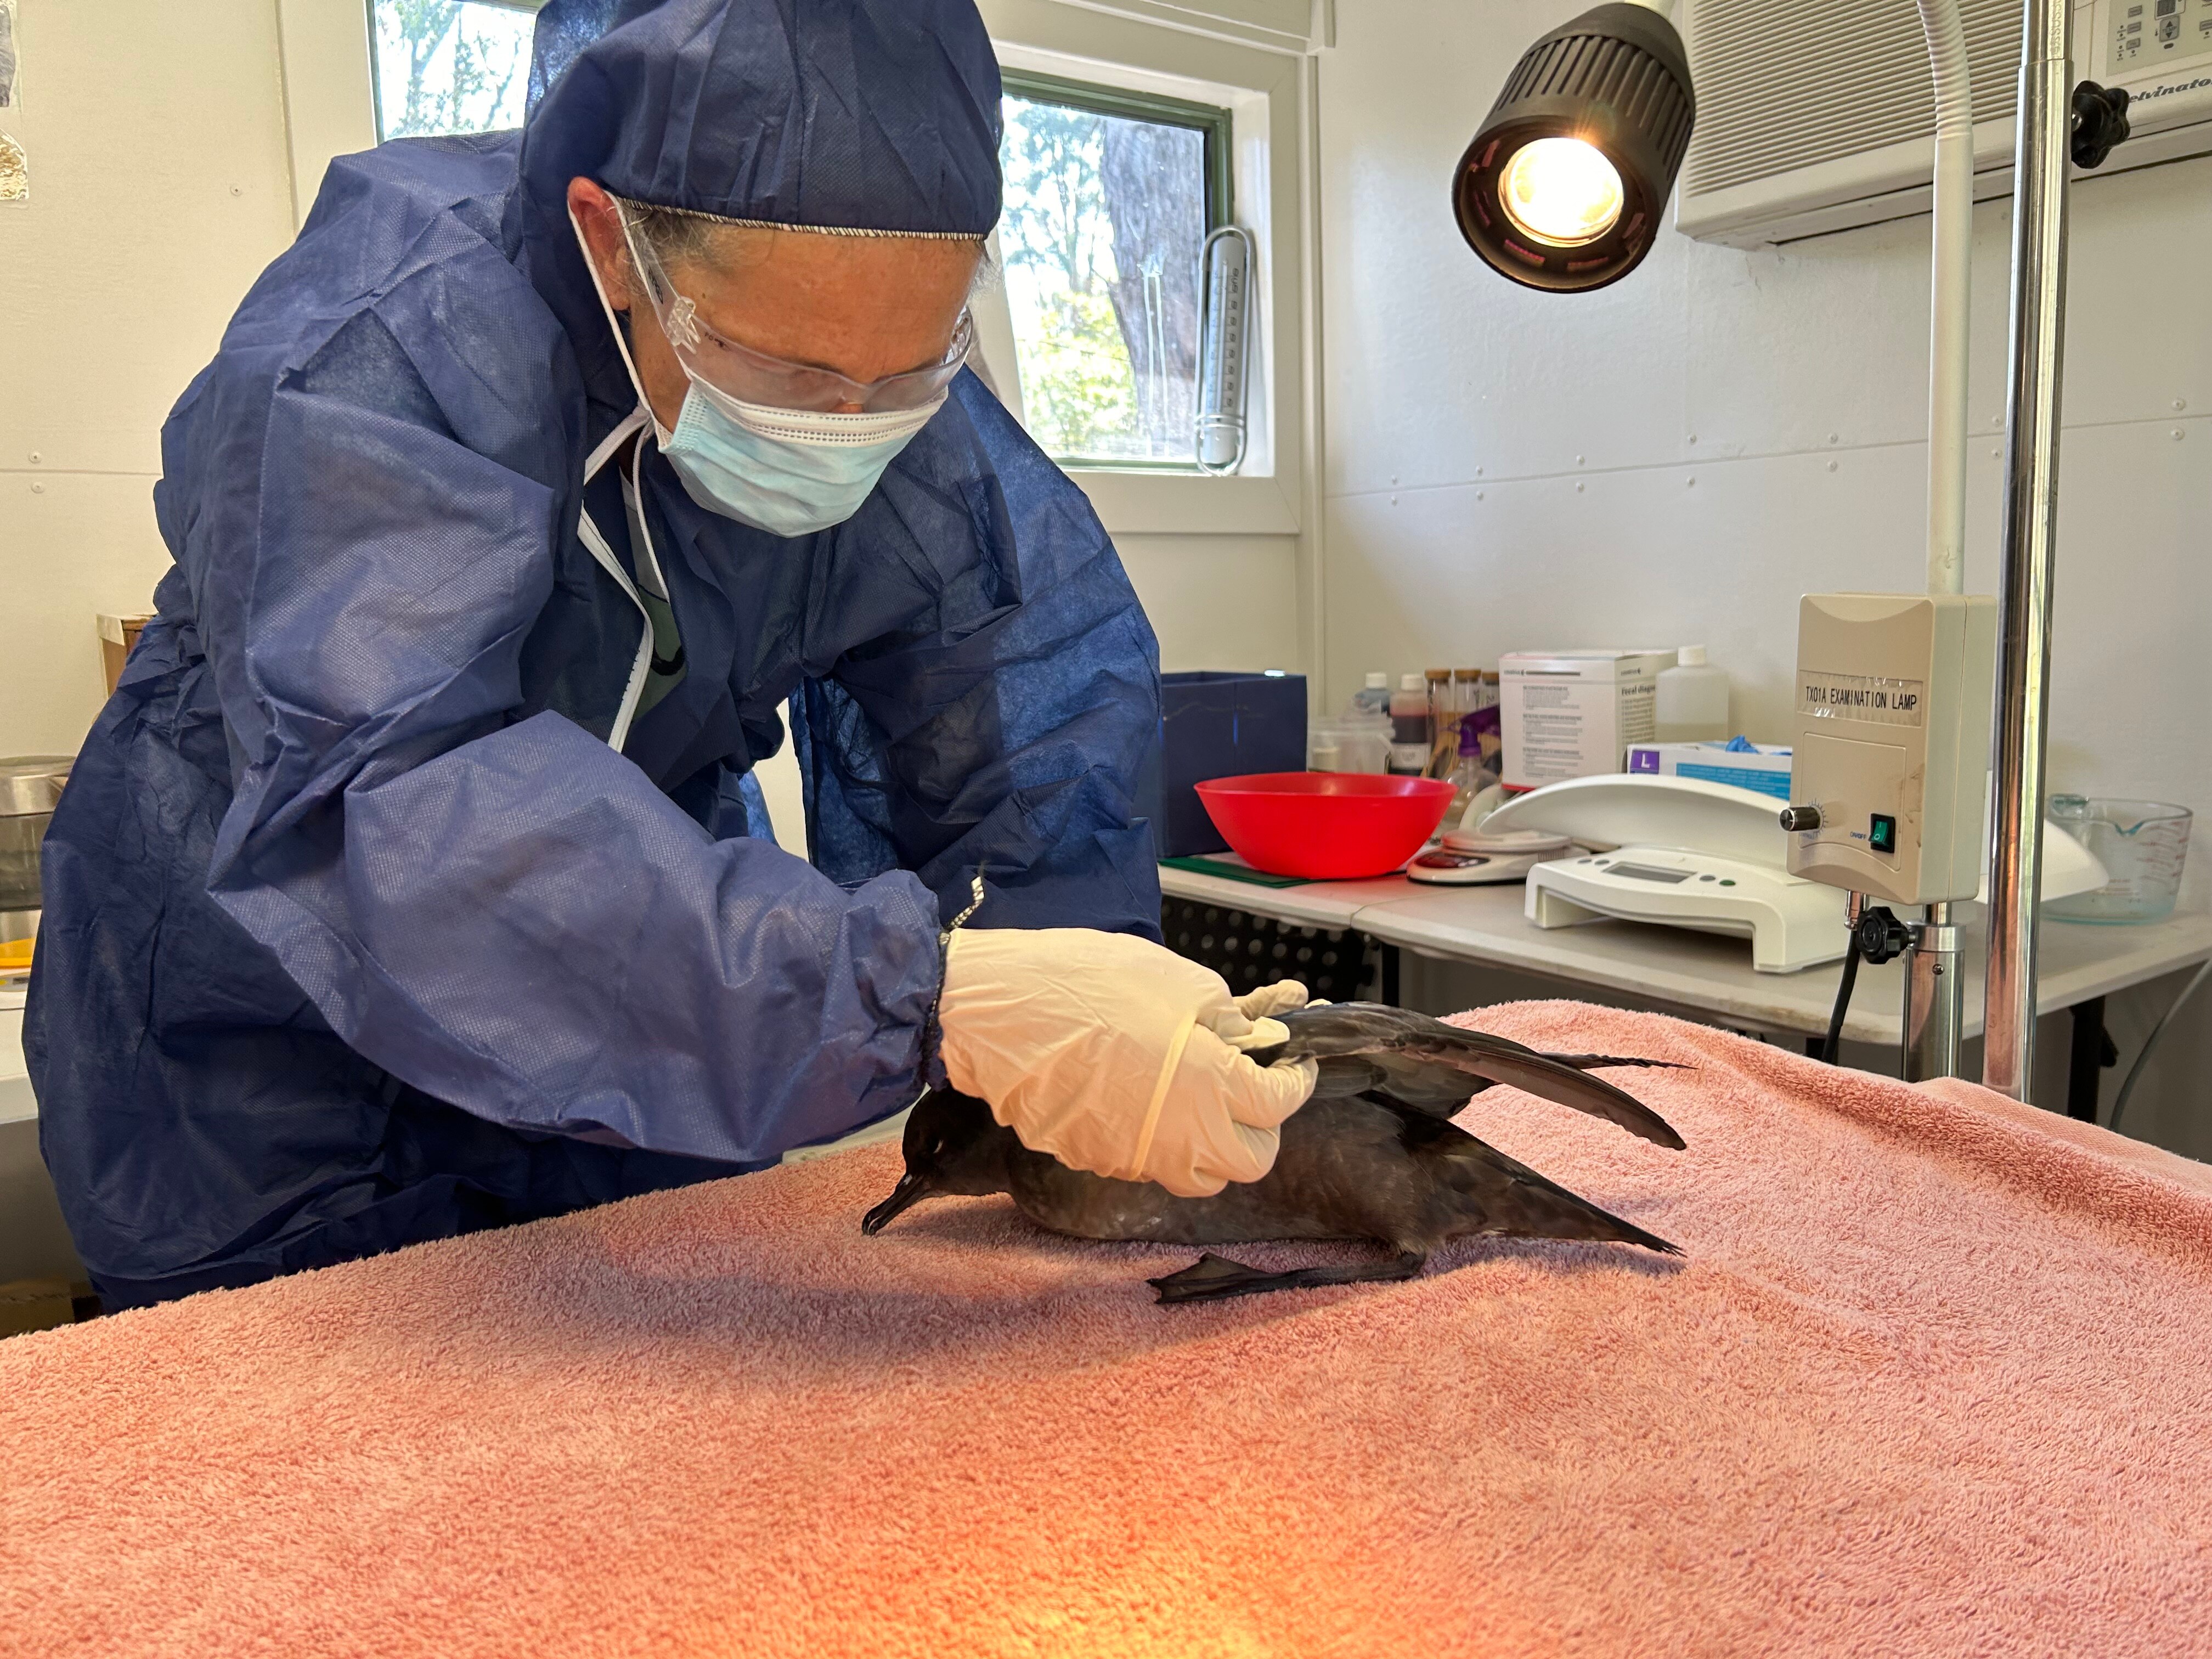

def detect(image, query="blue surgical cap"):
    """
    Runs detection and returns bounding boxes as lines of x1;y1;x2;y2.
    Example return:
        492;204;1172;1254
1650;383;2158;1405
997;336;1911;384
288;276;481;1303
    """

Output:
519;0;1004;236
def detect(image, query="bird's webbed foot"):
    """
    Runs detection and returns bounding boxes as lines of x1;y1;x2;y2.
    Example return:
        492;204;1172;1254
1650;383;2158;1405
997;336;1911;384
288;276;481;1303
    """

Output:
1148;1249;1429;1305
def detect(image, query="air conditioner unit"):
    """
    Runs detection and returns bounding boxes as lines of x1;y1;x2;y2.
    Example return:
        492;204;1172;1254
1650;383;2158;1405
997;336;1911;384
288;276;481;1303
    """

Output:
1678;0;2212;246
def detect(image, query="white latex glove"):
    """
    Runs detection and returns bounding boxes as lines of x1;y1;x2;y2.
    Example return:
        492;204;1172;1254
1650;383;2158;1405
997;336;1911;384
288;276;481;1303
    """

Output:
1204;978;1313;1052
936;929;1319;1198
1229;978;1314;1025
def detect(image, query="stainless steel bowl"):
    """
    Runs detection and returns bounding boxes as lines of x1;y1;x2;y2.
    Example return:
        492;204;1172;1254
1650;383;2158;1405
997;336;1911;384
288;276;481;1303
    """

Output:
0;755;71;943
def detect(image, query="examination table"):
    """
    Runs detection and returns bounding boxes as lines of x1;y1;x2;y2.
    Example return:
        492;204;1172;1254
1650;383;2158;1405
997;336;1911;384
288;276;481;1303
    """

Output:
2;1003;2207;1657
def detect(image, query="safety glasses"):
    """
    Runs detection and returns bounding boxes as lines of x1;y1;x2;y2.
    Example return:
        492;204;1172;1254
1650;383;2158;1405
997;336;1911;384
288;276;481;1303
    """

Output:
613;198;972;415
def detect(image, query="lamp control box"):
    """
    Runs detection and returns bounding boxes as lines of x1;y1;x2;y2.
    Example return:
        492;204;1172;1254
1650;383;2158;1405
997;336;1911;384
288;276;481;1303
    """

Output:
1786;592;1997;907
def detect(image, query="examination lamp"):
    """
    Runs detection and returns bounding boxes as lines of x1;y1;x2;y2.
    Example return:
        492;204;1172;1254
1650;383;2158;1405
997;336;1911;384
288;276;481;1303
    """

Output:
1451;1;1695;293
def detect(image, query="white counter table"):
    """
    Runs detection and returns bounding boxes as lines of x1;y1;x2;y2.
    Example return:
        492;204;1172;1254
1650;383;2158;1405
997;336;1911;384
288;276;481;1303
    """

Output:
1160;864;2212;1117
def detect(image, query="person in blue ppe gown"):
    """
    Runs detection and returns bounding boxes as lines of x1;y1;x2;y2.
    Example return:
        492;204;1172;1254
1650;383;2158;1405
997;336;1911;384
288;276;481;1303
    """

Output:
26;0;1314;1310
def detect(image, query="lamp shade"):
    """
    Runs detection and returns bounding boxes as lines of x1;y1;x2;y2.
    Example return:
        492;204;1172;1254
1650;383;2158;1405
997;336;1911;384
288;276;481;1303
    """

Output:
1452;3;1695;293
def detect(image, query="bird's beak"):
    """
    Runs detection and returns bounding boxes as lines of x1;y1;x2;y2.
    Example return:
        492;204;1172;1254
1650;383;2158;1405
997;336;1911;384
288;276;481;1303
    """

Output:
861;1171;930;1235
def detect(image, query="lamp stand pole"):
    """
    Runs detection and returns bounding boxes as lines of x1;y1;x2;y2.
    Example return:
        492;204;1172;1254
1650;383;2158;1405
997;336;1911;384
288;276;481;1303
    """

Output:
1983;0;2075;1099
1901;0;1973;1084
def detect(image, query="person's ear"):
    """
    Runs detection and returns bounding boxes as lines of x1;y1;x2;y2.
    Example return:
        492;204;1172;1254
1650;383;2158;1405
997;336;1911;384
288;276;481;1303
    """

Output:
566;176;631;311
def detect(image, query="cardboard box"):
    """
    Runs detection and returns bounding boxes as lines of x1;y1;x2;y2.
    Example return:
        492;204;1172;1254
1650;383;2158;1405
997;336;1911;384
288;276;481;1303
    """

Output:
1499;650;1674;792
0;1279;88;1339
98;613;152;696
1628;740;1795;802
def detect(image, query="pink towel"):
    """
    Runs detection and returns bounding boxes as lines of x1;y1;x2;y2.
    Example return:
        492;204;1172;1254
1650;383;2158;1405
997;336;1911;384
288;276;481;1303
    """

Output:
4;1002;2211;1658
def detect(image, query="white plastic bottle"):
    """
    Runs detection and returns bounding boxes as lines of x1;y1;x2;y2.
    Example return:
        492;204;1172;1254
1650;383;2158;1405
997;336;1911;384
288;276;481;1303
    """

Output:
1654;645;1730;742
1349;671;1391;718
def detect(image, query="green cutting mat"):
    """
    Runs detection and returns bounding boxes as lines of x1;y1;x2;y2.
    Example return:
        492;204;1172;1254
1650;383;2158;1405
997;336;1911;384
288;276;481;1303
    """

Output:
1157;856;1315;889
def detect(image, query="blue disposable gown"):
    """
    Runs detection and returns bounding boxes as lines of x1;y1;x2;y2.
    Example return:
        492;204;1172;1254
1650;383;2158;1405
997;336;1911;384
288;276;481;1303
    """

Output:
25;0;1162;1308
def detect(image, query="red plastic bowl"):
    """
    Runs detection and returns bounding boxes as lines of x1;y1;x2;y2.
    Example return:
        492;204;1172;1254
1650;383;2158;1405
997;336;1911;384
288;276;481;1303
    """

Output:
1194;772;1457;880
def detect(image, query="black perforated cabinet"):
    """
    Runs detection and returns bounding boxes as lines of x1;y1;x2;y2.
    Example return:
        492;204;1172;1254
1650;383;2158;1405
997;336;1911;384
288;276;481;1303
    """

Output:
1160;898;1376;1003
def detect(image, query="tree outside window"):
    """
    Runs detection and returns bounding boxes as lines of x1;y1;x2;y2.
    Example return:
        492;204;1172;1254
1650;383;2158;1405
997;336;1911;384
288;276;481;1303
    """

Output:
998;87;1222;469
371;0;537;140
363;26;1232;472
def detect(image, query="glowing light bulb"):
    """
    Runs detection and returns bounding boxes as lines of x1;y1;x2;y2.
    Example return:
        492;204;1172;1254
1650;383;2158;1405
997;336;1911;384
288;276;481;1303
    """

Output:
1499;138;1625;247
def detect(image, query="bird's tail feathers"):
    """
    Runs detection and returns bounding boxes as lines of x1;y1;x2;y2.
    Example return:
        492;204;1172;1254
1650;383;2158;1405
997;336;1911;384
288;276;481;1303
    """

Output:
1436;1124;1685;1256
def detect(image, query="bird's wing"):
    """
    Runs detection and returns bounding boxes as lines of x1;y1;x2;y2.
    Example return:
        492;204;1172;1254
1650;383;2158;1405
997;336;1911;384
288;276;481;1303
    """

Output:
1357;1049;1495;1109
1274;1006;1686;1149
1314;1049;1683;1113
1307;1055;1392;1099
1265;1002;1447;1059
1280;1005;1499;1106
1404;1036;1686;1149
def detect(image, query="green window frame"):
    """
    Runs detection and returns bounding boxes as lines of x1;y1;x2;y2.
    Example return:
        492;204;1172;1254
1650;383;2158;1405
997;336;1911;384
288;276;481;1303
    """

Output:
996;69;1237;472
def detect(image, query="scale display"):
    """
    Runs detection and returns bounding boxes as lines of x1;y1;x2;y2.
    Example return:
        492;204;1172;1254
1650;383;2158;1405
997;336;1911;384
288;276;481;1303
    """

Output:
2110;0;2212;67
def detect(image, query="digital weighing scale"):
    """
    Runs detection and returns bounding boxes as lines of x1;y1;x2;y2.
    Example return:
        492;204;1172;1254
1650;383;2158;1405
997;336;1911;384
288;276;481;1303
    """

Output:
1406;827;1575;886
1477;772;2109;975
1526;847;1848;973
1481;775;1850;973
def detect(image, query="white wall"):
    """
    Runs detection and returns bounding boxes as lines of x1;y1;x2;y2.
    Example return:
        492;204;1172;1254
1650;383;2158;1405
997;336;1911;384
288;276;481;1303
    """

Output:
0;1;300;757
1316;0;2212;1153
1118;531;1300;670
977;0;1319;679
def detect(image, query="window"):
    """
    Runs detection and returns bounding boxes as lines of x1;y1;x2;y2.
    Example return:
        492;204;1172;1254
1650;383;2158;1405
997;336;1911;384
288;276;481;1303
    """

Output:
368;0;539;142
353;15;1261;483
996;71;1232;471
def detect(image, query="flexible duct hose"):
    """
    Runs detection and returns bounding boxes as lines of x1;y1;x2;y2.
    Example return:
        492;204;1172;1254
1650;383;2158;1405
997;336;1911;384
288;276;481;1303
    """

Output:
1918;0;1974;597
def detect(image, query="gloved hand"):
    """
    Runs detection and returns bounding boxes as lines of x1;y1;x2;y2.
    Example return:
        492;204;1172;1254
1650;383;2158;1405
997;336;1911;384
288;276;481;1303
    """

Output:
1218;978;1316;1043
936;928;1319;1197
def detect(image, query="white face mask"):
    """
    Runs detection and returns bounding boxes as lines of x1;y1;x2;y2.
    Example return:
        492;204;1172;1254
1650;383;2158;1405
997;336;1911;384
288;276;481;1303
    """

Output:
655;379;941;537
573;206;944;537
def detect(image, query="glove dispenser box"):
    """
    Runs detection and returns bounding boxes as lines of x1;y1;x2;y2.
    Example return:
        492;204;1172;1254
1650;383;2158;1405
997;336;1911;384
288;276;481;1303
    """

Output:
1150;672;1308;859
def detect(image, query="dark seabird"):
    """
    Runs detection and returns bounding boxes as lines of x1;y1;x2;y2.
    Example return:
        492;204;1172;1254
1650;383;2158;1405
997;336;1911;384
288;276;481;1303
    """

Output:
864;1003;1686;1304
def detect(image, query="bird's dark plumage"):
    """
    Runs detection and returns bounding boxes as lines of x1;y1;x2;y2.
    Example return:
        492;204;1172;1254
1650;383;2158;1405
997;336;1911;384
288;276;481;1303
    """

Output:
1255;1003;1687;1149
866;1005;1688;1304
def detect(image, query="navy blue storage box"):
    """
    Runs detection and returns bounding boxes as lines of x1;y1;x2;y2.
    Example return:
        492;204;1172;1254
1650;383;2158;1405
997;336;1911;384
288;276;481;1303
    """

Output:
1149;671;1308;858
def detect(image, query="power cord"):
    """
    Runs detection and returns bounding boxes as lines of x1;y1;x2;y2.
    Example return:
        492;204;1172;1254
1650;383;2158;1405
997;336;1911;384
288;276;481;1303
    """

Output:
2108;957;2212;1135
1821;905;1912;1066
1821;938;1861;1065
